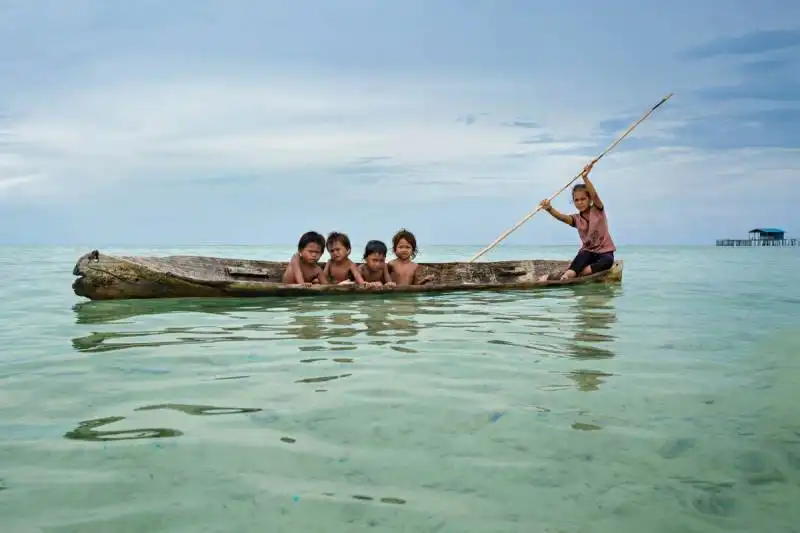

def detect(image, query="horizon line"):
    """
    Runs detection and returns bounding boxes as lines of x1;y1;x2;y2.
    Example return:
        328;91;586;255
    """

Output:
0;242;732;248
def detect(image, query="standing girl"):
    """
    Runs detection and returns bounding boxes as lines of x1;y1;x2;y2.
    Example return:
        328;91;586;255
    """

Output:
539;162;616;280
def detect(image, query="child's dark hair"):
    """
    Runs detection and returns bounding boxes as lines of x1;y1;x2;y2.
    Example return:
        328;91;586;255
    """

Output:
297;231;325;251
326;231;351;251
392;228;418;259
363;239;388;260
572;184;589;197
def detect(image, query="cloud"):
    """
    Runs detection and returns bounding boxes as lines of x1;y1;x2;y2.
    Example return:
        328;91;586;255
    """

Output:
740;57;796;75
682;29;800;59
672;109;800;150
503;120;540;129
0;1;799;245
697;82;800;102
693;55;800;103
0;174;40;193
518;134;556;145
0;66;597;203
684;28;800;104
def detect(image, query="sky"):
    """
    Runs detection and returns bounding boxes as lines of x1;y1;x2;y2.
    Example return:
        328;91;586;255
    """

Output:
1;0;799;247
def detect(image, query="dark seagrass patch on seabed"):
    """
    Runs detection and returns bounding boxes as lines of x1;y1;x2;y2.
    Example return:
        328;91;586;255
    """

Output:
349;494;407;505
735;449;788;486
689;489;738;518
571;422;602;431
315;491;407;505
488;410;506;423
658;437;697;459
783;434;800;471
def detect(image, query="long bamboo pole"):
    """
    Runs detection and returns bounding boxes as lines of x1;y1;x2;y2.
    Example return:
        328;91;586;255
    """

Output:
467;93;674;263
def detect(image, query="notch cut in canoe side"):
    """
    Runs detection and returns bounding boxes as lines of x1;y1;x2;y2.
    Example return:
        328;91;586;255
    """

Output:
224;266;272;279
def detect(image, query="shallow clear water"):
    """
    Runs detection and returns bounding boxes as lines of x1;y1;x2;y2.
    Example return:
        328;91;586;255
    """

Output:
1;244;799;532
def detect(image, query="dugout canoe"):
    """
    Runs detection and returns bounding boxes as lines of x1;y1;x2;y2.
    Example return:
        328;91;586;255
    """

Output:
71;249;624;301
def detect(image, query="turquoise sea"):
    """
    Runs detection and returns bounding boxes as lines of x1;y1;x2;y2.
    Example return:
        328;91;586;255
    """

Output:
1;244;798;532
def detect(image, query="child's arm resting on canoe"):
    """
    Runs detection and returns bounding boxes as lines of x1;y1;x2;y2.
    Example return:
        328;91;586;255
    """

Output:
383;264;396;287
349;261;366;285
288;254;309;284
540;198;574;227
320;261;331;284
412;267;435;285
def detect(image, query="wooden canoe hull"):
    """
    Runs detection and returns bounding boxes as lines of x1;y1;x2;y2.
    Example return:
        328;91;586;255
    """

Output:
71;249;624;301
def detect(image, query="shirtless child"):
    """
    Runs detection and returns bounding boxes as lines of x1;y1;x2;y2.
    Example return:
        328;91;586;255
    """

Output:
388;228;435;286
282;231;326;285
322;231;365;285
359;240;396;288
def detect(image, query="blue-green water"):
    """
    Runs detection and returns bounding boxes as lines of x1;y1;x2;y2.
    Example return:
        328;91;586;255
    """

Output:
1;245;799;532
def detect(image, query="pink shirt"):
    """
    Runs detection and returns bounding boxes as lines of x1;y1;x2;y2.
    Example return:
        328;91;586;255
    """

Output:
571;206;616;254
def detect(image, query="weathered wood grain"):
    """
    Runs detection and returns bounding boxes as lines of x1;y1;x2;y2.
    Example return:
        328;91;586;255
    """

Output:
71;249;624;300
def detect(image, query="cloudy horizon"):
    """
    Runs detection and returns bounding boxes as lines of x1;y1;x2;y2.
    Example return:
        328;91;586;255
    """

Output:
1;0;798;247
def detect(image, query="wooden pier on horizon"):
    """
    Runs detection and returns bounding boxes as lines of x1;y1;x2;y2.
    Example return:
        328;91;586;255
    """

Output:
716;228;798;247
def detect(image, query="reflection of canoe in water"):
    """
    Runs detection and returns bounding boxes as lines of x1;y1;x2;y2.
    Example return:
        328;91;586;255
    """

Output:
71;249;624;301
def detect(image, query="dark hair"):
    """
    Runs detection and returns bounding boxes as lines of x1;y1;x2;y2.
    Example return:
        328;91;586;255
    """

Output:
572;184;589;197
297;231;325;251
392;228;418;259
326;231;351;251
363;239;388;259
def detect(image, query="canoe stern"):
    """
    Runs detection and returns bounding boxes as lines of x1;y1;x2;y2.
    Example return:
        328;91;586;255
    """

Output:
72;250;225;300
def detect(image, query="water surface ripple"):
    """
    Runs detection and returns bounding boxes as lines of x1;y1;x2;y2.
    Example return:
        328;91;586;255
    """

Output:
1;245;799;532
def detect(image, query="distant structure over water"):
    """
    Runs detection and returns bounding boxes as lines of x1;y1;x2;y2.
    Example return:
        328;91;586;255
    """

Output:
716;228;798;247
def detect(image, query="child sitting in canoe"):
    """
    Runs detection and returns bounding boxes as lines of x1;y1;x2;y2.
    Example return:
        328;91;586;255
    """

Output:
359;240;396;288
282;231;326;285
322;231;366;285
539;161;616;281
388;228;435;286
